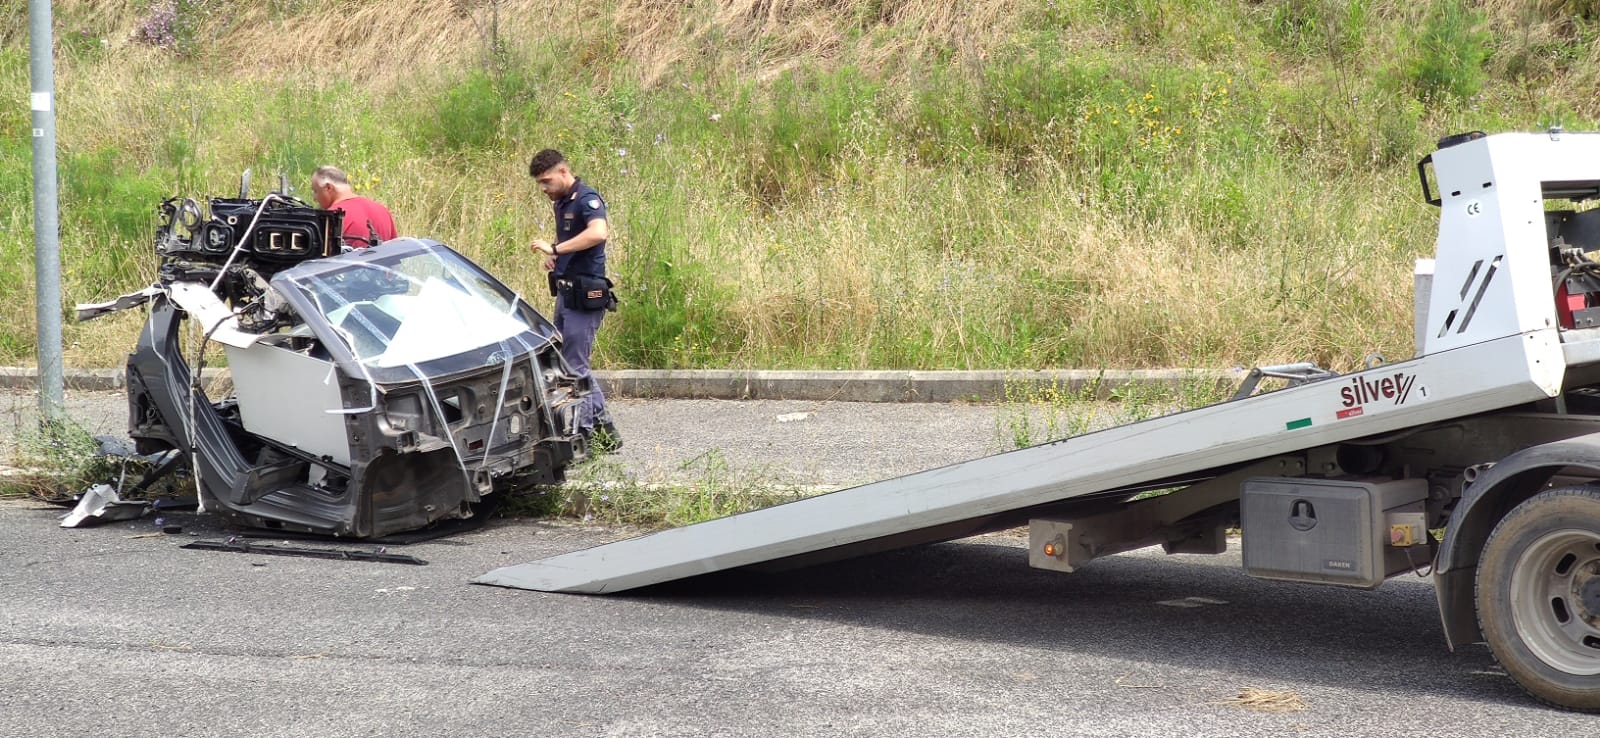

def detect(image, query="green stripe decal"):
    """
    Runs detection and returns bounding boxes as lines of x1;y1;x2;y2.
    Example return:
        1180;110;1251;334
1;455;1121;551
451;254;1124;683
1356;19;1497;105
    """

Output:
1285;418;1312;430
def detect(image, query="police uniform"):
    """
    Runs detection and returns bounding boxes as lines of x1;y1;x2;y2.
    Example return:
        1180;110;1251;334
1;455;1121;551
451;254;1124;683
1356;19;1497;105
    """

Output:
550;178;615;438
554;179;608;280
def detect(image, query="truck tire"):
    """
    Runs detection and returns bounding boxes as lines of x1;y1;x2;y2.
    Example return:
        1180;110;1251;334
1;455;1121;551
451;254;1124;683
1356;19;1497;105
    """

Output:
1476;486;1600;711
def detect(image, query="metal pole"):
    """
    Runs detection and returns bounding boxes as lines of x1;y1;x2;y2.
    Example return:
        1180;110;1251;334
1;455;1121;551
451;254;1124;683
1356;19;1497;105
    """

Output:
29;0;64;423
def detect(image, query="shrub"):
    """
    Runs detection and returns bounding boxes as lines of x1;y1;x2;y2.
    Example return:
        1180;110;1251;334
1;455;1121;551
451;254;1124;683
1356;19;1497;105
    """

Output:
739;66;883;208
1408;0;1491;101
602;183;735;368
896;67;985;166
417;70;505;153
1260;0;1369;61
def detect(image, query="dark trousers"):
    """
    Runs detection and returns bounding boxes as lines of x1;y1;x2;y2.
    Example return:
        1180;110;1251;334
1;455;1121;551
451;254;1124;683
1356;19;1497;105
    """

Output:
553;301;610;432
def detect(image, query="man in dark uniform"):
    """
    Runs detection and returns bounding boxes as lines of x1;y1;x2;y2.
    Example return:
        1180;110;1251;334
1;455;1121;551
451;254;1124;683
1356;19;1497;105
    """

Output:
529;149;620;451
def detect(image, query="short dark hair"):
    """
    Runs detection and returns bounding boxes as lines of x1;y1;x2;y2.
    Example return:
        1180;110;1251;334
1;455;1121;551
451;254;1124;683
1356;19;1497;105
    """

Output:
529;149;566;177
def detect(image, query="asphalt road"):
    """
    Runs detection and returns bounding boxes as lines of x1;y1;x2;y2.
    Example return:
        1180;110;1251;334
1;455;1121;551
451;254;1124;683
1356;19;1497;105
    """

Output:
1;390;1593;736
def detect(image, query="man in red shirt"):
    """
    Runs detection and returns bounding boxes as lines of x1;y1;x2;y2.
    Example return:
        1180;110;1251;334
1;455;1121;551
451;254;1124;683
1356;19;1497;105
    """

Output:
310;166;398;249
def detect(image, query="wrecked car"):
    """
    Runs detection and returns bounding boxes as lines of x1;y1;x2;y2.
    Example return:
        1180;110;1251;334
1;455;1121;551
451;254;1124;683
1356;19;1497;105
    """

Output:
77;181;590;538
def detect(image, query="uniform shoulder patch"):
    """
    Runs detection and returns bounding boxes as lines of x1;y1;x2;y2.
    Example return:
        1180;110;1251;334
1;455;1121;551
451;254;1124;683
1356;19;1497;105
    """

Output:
587;198;600;209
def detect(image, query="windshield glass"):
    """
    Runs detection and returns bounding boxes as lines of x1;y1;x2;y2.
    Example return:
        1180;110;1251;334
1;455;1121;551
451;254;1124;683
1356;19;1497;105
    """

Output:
274;243;552;378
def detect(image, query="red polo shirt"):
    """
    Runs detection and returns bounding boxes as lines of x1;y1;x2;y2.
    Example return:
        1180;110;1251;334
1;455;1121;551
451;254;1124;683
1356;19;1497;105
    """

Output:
330;196;397;248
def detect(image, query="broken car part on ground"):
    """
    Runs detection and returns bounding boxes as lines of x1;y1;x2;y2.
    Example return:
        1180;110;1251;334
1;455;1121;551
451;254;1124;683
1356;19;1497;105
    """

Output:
76;178;591;539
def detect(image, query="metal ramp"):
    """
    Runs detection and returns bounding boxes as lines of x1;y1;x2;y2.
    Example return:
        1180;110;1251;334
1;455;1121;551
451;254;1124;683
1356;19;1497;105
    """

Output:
476;332;1562;593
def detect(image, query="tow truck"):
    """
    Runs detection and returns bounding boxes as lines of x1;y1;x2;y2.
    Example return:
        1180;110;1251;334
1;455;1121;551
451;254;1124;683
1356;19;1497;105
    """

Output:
480;130;1600;711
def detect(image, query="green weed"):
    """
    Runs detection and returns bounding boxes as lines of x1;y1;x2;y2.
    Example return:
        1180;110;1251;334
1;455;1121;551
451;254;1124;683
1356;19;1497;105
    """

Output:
412;70;507;154
513;450;810;529
1408;0;1492;102
997;373;1233;450
0;419;119;501
997;377;1104;450
604;180;738;369
1261;0;1369;61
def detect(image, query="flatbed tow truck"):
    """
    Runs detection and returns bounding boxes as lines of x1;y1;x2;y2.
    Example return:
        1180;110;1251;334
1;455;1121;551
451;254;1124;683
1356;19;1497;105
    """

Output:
480;131;1600;711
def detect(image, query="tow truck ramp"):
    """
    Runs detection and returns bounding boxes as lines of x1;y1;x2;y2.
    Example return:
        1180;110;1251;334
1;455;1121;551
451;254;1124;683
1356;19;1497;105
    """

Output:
476;330;1562;593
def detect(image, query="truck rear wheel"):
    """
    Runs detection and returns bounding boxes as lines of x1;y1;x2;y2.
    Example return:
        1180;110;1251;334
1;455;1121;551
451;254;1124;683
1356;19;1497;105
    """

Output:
1476;486;1600;711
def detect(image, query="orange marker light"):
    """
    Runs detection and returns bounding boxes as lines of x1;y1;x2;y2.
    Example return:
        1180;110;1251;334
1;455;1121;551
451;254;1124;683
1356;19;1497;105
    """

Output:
1043;542;1059;557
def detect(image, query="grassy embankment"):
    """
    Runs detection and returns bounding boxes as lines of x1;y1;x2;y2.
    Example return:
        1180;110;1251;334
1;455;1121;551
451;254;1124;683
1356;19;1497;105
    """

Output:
3;0;1597;374
3;1;1600;519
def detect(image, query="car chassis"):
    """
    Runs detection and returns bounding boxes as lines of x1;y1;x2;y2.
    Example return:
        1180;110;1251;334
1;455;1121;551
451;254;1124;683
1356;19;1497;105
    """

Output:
78;183;590;538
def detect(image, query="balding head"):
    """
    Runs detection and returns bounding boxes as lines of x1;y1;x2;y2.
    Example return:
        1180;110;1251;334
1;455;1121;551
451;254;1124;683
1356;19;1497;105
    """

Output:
311;166;353;209
312;166;351;187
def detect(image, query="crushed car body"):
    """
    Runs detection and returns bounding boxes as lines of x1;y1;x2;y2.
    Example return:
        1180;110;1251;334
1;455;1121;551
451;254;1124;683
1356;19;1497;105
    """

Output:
78;185;590;538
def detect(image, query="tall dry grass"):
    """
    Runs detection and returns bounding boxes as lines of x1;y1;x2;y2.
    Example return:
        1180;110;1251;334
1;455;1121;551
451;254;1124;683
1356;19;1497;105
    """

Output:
1480;0;1600;117
149;0;1025;90
4;0;1596;371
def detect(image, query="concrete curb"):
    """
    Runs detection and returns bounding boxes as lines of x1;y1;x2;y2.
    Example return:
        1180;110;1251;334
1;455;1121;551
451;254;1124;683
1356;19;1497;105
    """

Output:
597;369;1244;403
1;366;1245;403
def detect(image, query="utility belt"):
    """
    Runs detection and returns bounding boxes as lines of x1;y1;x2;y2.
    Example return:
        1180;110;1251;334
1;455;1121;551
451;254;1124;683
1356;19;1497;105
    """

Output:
549;272;618;312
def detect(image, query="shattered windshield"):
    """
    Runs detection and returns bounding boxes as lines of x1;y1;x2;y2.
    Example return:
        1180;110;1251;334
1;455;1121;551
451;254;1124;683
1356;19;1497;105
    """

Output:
272;241;555;381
